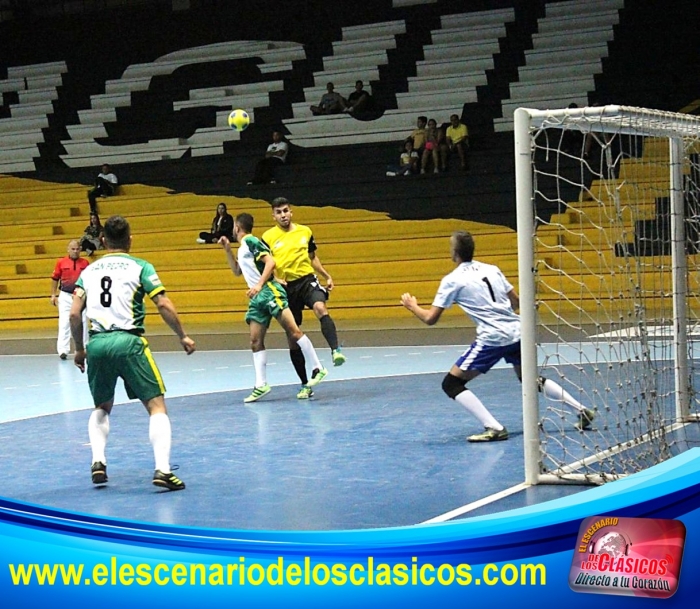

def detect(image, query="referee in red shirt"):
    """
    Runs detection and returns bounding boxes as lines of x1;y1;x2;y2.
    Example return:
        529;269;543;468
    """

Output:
50;239;89;359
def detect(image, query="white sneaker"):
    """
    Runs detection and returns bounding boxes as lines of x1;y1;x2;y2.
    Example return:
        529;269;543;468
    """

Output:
386;171;396;177
196;238;206;244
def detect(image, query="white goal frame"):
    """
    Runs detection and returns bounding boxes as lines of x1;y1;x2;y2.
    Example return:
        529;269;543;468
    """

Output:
514;105;700;485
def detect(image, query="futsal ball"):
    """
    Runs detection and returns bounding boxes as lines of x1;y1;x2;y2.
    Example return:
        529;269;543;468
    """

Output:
228;109;250;132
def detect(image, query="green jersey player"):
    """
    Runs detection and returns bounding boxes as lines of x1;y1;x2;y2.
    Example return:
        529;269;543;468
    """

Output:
219;212;327;402
70;215;195;490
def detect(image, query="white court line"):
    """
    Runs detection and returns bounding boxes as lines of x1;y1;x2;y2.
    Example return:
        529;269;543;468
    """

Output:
420;482;530;524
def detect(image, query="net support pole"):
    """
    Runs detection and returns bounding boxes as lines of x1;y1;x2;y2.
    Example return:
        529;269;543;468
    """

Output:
670;137;691;420
514;108;540;485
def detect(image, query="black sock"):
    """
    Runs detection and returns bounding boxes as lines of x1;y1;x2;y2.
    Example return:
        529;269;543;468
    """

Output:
319;314;338;351
290;348;307;385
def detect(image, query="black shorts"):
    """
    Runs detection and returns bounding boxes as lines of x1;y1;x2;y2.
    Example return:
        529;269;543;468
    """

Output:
284;274;328;326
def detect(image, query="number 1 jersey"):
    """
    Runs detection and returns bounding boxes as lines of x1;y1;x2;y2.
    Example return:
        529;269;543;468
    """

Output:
432;260;520;346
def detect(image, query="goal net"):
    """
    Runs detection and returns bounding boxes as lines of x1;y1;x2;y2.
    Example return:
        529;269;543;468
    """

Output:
514;105;700;484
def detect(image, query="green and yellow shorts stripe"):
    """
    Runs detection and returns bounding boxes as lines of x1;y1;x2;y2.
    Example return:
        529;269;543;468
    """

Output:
86;331;166;405
245;281;289;327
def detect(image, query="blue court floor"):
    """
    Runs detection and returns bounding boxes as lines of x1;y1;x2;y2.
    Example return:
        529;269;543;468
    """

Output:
0;346;593;530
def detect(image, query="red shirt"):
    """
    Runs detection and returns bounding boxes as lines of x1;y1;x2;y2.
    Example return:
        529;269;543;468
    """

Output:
52;256;89;293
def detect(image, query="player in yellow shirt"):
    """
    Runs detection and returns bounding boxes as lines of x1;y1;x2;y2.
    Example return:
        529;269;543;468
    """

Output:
444;113;469;171
262;197;346;399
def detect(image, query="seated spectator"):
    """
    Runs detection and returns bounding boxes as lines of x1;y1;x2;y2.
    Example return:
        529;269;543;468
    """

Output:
87;164;118;214
197;202;234;244
310;82;347;116
247;131;289;185
79;212;104;256
421;118;441;174
386;140;420;176
405;116;428;156
444;114;469;170
343;80;372;115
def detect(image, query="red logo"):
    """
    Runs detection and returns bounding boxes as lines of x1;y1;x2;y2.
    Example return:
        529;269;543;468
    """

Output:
569;516;685;598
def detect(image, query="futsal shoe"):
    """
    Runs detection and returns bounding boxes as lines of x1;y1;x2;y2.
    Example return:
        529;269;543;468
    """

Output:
91;461;108;484
307;367;328;388
467;427;509;442
153;470;186;491
576;408;596;431
296;385;314;400
244;384;272;403
332;348;346;367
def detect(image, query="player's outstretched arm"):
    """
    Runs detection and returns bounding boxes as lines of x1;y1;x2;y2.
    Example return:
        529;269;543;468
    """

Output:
400;292;444;326
69;288;87;372
152;293;196;354
247;254;276;298
219;236;241;276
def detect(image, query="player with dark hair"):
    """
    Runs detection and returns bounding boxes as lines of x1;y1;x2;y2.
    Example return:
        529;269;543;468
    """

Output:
262;198;345;400
219;212;328;402
70;215;196;489
401;231;594;442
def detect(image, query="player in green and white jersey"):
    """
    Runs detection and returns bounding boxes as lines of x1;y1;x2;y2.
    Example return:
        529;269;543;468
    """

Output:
70;215;196;490
219;212;327;402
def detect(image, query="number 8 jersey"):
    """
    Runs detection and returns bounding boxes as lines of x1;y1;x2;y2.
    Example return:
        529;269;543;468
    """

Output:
432;260;520;346
76;253;165;335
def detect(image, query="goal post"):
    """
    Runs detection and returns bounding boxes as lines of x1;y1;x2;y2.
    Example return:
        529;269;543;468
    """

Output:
514;105;700;485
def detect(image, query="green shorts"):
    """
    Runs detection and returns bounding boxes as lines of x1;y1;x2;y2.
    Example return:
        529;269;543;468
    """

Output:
86;331;166;405
245;281;288;327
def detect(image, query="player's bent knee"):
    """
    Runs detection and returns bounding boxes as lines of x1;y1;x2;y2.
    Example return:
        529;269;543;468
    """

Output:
442;373;467;399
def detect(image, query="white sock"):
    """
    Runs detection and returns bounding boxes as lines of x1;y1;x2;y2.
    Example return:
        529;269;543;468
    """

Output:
542;379;585;413
252;350;267;387
149;412;172;473
454;390;503;430
88;409;109;464
297;334;323;371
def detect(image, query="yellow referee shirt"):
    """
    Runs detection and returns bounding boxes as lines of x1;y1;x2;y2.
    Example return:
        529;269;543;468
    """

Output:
261;223;317;282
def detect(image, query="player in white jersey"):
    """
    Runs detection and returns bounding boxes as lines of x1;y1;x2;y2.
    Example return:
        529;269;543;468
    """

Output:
219;212;327;403
69;215;196;489
401;231;594;442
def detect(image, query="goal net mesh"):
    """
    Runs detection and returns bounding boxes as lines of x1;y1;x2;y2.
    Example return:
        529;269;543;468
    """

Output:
518;105;700;483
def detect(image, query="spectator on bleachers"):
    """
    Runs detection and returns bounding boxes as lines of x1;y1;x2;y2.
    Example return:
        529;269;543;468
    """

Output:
405;116;428;156
310;82;347;116
421;118;441;174
197;202;234;244
386;140;420;177
87;164;118;215
247;131;289;185
444;114;469;171
343;80;372;116
79;213;104;256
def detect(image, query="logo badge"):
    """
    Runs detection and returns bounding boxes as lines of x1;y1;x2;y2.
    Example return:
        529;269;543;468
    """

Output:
569;516;685;598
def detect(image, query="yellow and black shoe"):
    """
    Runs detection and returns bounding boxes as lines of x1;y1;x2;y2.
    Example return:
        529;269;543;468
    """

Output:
153;469;185;491
576;408;596;431
91;461;108;485
467;427;509;443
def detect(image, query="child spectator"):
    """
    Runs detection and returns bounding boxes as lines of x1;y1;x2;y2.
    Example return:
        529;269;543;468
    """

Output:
421;118;440;174
386;140;419;176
